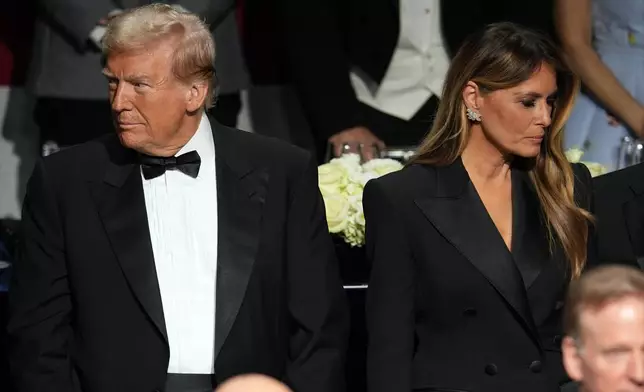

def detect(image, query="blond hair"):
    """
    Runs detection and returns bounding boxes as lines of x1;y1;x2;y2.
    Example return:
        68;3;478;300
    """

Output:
564;265;644;340
103;3;217;108
410;22;591;278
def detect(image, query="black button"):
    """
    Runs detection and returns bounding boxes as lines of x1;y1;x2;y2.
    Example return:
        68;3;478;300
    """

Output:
530;360;543;373
485;363;498;375
553;335;563;346
463;308;477;317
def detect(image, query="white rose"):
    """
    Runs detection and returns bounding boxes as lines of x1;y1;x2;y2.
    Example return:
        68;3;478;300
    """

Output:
362;158;403;177
565;148;584;163
582;161;608;177
331;153;361;170
322;194;350;233
353;200;365;227
318;162;348;196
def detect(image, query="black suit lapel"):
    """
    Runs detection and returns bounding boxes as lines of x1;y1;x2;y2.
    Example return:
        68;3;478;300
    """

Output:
415;160;540;345
511;169;549;288
89;139;168;343
212;123;268;360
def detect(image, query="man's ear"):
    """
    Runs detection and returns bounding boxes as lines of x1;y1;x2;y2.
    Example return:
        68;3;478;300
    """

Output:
562;336;584;382
186;81;208;112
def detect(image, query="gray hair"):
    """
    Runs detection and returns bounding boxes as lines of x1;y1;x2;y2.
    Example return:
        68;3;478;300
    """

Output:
102;3;217;108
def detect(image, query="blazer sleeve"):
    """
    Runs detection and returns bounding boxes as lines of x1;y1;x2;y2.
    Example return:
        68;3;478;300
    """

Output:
276;0;362;142
363;178;415;392
572;163;599;269
8;160;75;392
38;0;117;51
284;153;350;392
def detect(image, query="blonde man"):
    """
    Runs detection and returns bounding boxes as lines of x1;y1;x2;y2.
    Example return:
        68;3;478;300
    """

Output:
562;265;644;392
8;5;349;392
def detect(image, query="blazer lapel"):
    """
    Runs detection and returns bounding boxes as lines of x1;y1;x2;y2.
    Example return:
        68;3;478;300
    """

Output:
89;139;168;343
212;123;268;360
415;160;540;345
511;169;548;289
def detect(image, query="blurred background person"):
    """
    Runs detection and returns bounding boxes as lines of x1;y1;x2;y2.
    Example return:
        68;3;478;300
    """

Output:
277;0;557;163
28;0;132;155
562;265;644;392
557;0;644;171
364;23;596;392
277;0;509;162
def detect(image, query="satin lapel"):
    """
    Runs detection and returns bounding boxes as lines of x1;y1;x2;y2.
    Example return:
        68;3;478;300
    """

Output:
213;124;268;360
415;160;540;345
89;142;168;343
511;169;548;289
512;170;567;326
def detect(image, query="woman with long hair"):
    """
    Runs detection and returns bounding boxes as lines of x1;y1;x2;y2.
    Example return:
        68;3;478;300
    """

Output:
364;22;596;392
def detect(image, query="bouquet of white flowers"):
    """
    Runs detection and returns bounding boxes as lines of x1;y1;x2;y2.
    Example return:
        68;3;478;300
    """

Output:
318;154;403;247
564;148;608;177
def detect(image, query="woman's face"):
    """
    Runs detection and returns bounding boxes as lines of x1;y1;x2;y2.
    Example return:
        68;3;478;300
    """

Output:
469;63;558;158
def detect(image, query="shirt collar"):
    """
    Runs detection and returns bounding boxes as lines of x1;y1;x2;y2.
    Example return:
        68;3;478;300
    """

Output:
178;113;215;163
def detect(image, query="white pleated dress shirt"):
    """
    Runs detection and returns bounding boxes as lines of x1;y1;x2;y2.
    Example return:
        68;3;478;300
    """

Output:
141;114;219;374
350;0;450;120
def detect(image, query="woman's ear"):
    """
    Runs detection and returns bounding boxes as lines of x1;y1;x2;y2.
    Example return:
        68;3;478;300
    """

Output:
462;81;482;112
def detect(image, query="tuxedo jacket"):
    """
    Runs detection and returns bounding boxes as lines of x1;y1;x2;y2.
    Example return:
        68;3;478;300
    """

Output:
277;0;557;143
364;160;596;392
594;163;644;268
8;120;349;392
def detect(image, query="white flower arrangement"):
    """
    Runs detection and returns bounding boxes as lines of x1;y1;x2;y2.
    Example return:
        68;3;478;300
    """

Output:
564;148;608;177
318;154;403;247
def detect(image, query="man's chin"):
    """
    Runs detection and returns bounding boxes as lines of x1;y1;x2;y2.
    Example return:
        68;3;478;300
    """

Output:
116;130;142;150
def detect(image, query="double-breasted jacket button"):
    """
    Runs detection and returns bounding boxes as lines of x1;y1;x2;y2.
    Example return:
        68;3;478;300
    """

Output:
485;363;498;376
530;360;543;373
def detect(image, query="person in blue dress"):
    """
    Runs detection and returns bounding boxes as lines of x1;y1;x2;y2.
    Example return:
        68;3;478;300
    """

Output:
557;0;644;171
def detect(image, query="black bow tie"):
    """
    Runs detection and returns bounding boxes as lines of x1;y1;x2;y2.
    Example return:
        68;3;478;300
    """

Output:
139;150;201;180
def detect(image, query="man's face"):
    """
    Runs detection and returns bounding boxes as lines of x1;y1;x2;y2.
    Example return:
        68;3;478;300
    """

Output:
103;38;192;155
563;296;644;392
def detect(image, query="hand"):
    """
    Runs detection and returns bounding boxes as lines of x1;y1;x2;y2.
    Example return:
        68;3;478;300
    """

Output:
328;126;385;161
98;9;124;26
606;112;620;127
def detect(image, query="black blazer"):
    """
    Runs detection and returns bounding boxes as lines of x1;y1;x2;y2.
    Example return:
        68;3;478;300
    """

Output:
364;160;596;392
277;0;556;143
594;163;644;268
8;120;349;392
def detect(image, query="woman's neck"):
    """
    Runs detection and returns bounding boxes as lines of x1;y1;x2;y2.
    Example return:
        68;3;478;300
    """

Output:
461;128;512;185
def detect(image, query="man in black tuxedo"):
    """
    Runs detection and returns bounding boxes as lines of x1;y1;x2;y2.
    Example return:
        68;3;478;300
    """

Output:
594;164;644;269
7;4;349;392
277;0;556;162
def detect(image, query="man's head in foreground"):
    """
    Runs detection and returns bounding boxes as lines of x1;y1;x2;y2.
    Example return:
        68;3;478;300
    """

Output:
563;265;644;392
